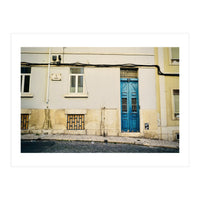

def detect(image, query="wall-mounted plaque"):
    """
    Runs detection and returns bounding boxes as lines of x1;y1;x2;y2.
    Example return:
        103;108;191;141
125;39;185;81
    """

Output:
51;73;61;81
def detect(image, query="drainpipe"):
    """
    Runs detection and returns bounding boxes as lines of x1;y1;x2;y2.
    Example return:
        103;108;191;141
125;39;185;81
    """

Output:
100;107;106;136
43;48;52;130
46;48;51;106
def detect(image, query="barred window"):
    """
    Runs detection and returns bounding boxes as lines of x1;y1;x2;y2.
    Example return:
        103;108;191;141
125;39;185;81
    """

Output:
67;114;85;130
21;114;29;130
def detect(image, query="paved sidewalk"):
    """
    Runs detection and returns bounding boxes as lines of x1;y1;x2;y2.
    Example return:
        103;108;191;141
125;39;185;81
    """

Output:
21;133;179;149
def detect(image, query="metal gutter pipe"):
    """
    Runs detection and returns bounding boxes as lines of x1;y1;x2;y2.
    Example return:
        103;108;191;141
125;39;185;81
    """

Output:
46;48;51;107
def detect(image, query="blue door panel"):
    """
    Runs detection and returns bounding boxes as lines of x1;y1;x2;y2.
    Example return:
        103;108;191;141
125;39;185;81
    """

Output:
121;113;128;131
121;78;139;132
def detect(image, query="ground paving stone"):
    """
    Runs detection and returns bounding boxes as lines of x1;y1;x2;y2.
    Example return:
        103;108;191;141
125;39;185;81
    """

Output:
21;133;179;149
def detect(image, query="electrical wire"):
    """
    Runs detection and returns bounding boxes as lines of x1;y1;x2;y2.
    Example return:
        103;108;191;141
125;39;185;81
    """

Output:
21;62;179;76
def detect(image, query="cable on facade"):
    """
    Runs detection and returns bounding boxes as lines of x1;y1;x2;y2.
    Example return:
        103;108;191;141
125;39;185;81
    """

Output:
21;62;179;77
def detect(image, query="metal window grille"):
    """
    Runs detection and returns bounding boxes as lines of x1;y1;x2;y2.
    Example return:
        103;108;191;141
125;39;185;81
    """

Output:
122;98;127;112
132;98;137;112
67;114;85;130
21;114;29;130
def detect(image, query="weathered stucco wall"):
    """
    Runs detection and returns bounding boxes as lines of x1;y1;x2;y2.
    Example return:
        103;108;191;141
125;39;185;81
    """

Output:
22;108;121;136
140;109;159;139
138;68;158;138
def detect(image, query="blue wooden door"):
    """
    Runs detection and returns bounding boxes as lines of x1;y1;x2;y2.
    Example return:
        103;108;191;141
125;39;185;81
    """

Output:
121;78;139;132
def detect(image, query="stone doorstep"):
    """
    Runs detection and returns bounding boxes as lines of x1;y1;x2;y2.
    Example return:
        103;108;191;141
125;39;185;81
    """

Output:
21;133;179;149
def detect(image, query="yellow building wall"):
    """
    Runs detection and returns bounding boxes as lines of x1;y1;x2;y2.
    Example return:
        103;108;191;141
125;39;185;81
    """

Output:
154;47;179;140
165;77;179;126
163;47;179;127
29;109;45;130
163;47;179;73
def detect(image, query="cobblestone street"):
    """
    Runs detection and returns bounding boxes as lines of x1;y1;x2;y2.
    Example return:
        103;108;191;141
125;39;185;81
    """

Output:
21;139;179;153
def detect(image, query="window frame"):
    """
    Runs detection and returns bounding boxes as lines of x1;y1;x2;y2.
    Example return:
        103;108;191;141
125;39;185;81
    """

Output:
69;67;84;94
169;47;179;66
172;89;179;120
21;67;33;98
69;74;84;94
65;67;88;98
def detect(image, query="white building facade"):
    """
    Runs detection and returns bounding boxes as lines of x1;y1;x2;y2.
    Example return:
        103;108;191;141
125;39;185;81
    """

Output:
21;47;179;140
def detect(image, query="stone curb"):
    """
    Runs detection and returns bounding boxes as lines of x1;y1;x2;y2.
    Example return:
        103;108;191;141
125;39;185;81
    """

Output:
21;134;179;149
